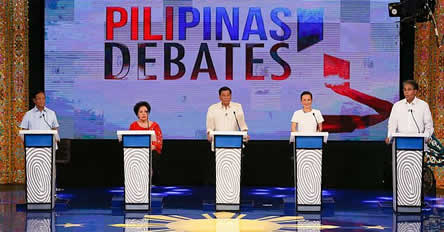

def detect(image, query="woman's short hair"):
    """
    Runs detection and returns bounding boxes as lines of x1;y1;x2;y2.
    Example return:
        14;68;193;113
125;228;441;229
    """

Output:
133;101;151;115
300;91;313;100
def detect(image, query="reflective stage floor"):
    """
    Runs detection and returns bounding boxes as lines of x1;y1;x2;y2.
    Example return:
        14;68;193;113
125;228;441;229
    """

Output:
1;185;444;231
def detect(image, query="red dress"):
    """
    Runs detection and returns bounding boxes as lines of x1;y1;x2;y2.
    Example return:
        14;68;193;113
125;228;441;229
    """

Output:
129;121;163;154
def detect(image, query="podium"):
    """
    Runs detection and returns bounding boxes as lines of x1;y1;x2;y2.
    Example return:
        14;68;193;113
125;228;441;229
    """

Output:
117;130;155;211
290;132;328;212
20;130;58;210
210;131;247;211
391;133;425;213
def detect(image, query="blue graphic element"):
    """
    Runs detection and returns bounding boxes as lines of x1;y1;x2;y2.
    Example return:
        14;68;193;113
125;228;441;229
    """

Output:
214;135;243;148
242;8;267;40
270;8;292;41
216;7;239;40
25;135;53;147
396;137;424;150
46;0;60;9
122;135;151;148
295;136;323;149
297;8;324;51
203;7;211;40
179;7;200;40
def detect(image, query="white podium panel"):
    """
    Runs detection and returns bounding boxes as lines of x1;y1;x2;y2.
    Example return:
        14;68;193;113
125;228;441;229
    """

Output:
26;148;53;204
215;148;241;205
211;131;246;211
124;148;150;205
20;130;58;210
392;133;425;213
291;132;328;212
117;130;155;211
296;149;322;206
396;150;422;207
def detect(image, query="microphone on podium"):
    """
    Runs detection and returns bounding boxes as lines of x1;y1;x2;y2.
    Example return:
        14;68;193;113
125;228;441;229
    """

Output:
312;113;319;131
408;109;421;134
41;113;52;129
233;111;241;131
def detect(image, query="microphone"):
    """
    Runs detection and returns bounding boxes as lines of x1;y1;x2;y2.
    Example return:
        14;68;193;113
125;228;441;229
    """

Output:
42;113;52;129
233;111;241;131
409;109;420;134
312;113;319;132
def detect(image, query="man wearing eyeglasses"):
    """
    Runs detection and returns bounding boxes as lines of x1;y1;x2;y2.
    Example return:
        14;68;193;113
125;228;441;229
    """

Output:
385;80;434;144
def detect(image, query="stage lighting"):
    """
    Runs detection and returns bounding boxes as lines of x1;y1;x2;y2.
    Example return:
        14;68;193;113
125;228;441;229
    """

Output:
388;2;407;17
388;0;436;22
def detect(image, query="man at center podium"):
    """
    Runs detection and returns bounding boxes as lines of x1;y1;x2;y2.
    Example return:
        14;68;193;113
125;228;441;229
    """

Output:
204;86;248;185
206;86;248;141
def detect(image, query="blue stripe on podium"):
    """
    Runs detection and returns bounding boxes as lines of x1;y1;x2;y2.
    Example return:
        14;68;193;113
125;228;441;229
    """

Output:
295;136;323;149
25;135;53;147
214;135;243;148
123;135;151;148
396;137;424;150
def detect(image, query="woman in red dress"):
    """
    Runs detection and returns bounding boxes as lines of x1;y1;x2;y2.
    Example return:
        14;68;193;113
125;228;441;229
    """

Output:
129;101;163;183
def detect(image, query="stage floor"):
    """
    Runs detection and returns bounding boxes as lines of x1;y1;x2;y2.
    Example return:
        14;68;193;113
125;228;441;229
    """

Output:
1;185;443;231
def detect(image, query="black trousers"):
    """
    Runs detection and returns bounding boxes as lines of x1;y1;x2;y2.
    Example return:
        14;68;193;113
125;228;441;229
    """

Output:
204;149;216;185
151;150;161;185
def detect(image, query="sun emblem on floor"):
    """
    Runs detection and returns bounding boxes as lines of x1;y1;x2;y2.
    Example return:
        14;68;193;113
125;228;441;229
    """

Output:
110;212;340;231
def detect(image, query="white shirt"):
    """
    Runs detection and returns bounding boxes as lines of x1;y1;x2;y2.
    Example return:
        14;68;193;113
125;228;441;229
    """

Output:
387;97;434;139
291;109;324;132
206;102;248;133
20;107;59;130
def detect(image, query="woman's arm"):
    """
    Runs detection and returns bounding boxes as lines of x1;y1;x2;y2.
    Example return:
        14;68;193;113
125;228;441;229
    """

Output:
291;122;297;132
152;123;163;153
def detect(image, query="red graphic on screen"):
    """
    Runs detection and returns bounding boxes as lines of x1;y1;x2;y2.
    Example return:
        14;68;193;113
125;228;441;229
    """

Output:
324;54;350;80
323;54;393;133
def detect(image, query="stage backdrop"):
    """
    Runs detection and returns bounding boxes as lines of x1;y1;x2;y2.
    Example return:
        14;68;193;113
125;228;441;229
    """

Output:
45;0;400;140
414;0;444;188
0;0;28;184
